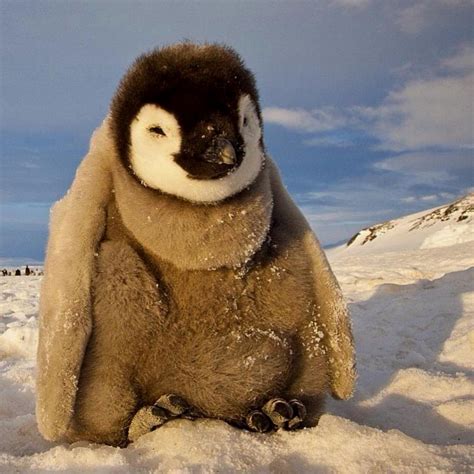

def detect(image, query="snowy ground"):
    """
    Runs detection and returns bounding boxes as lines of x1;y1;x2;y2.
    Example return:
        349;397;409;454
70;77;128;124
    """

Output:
1;240;473;472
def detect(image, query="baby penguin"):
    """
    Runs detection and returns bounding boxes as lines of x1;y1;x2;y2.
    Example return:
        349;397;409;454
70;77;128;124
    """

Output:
37;43;355;446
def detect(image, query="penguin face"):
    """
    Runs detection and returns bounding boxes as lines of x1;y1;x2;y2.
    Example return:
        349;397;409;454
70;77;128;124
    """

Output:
111;44;265;203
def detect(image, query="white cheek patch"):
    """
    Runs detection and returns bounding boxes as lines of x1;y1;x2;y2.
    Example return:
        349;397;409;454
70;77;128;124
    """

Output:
129;99;264;203
238;93;263;169
129;104;184;190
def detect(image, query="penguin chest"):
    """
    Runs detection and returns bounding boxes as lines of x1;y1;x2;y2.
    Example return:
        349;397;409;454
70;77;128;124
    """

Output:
134;238;318;411
148;244;315;365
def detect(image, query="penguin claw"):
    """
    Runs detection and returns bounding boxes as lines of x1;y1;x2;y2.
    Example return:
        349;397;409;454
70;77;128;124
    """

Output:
181;406;204;420
262;398;294;427
287;399;307;430
128;394;198;442
246;410;273;433
128;405;169;442
245;397;307;433
155;394;190;416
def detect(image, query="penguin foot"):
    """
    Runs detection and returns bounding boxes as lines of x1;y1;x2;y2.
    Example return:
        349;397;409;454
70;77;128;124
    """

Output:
128;394;199;442
245;398;307;433
246;410;273;433
285;399;307;430
155;393;190;416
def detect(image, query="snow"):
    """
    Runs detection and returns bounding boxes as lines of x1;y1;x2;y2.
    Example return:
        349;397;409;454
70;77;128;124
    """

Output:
1;236;474;470
336;193;474;256
421;223;474;249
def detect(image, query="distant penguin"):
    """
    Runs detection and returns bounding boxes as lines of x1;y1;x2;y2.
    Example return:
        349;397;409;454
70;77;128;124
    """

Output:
37;43;355;446
25;265;31;276
15;269;21;276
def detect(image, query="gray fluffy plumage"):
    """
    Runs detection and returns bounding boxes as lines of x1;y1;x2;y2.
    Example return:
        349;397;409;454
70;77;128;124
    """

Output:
36;43;356;446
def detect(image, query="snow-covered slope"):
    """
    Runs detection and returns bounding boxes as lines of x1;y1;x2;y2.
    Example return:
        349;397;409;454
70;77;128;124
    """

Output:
1;237;473;471
336;193;473;256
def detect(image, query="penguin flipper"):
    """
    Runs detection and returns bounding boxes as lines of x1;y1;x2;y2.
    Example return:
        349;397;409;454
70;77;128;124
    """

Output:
267;158;356;400
36;121;113;440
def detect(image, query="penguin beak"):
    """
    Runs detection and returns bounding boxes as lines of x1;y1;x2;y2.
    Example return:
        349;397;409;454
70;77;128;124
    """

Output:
203;138;236;166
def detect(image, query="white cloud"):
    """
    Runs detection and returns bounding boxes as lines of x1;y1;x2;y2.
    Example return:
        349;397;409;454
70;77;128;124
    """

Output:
360;72;473;151
373;152;472;182
395;0;471;34
420;194;440;202
330;0;371;7
359;44;474;150
441;44;474;72
263;107;347;133
303;136;354;147
265;47;473;152
420;194;439;202
401;192;456;204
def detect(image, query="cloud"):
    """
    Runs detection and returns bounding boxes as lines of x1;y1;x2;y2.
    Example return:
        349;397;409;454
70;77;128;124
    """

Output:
395;0;471;34
358;72;473;151
441;44;474;72
329;0;371;7
303;135;354;148
373;151;473;186
262;107;346;133
358;44;473;151
265;47;473;152
401;192;456;204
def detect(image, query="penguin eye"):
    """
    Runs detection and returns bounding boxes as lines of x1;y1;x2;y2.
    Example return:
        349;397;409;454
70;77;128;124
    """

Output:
149;125;166;136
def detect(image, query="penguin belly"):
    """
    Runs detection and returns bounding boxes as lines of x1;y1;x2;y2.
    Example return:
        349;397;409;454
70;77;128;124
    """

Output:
139;238;318;422
75;201;327;437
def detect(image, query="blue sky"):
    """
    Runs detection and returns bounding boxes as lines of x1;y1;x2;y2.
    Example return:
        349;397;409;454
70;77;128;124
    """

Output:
1;0;473;260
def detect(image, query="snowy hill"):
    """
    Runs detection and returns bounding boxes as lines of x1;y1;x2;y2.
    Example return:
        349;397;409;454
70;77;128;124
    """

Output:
1;213;474;470
336;193;474;256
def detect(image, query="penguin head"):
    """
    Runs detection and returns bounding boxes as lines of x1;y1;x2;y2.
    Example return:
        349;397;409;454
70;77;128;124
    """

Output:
110;43;265;203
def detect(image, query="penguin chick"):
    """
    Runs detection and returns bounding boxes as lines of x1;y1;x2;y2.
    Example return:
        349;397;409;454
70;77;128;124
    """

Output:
37;43;356;446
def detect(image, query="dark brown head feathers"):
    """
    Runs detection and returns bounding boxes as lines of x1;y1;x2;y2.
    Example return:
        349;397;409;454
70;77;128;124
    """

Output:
110;43;261;169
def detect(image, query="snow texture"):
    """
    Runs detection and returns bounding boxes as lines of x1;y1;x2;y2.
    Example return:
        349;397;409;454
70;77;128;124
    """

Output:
1;212;474;471
341;193;473;256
